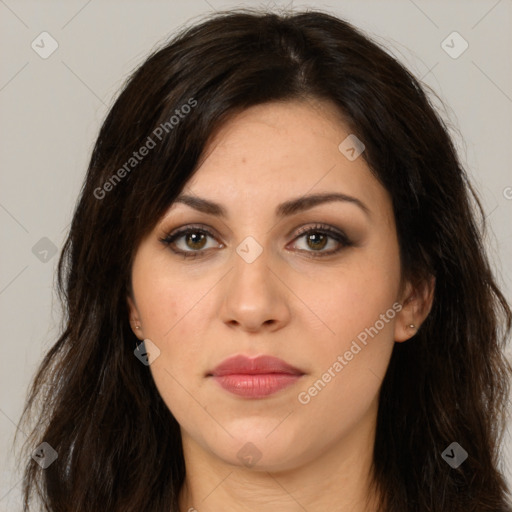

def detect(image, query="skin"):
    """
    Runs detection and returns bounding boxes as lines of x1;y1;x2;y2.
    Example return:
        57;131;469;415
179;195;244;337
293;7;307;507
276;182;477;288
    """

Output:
128;98;434;512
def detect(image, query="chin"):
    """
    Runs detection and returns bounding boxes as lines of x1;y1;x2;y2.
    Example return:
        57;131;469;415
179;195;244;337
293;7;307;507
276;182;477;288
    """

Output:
208;422;312;471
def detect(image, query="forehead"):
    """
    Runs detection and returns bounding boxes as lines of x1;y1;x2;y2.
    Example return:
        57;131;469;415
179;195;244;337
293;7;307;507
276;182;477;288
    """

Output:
171;100;392;221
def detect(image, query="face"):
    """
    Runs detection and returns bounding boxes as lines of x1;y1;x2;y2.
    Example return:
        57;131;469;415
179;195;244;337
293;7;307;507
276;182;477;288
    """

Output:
128;99;419;472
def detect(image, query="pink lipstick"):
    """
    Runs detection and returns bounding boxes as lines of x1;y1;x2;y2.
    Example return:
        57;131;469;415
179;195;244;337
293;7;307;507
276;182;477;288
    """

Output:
208;354;304;398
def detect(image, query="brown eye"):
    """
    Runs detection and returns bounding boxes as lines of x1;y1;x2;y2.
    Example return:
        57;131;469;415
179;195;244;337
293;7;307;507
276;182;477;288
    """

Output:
304;232;329;251
290;224;353;258
160;223;352;259
160;226;221;258
182;232;208;250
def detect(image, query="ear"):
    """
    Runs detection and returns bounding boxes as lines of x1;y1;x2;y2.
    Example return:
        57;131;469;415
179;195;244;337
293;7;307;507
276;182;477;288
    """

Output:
127;294;144;340
394;275;435;342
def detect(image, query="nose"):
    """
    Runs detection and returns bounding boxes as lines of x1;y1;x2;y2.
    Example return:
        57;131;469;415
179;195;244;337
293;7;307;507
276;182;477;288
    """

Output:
219;246;291;333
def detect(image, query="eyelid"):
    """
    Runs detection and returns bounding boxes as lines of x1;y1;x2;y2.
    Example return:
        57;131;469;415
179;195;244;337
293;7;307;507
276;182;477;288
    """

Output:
159;222;353;258
159;223;220;244
293;223;348;240
290;224;353;257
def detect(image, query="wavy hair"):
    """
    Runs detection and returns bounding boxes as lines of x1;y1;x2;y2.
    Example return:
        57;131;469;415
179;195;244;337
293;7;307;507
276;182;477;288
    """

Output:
15;8;512;511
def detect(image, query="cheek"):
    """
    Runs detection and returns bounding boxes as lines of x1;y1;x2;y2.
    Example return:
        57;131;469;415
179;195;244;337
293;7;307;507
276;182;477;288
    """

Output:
130;249;211;395
293;245;400;412
132;249;200;341
295;247;401;355
137;278;211;425
295;286;397;436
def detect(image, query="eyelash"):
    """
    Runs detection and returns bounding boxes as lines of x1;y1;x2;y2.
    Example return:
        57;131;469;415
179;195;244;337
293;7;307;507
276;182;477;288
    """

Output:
159;223;353;259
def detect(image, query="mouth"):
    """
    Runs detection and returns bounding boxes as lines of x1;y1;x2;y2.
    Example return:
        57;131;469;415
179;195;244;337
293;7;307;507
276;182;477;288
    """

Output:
207;354;305;398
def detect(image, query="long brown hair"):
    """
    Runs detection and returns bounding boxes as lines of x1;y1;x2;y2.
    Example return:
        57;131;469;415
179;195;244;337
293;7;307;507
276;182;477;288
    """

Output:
15;8;512;511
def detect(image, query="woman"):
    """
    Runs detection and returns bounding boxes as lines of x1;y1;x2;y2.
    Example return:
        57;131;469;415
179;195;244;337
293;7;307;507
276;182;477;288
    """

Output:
15;8;512;512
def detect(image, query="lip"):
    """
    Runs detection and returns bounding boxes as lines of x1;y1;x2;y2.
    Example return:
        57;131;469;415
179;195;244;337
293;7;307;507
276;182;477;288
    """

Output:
208;355;305;398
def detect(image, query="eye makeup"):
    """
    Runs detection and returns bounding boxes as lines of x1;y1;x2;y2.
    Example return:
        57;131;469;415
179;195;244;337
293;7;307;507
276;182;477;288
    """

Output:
159;222;354;260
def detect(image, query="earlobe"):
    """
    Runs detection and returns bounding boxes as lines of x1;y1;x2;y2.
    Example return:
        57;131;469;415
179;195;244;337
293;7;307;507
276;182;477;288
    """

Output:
394;276;435;343
127;295;144;339
394;321;419;343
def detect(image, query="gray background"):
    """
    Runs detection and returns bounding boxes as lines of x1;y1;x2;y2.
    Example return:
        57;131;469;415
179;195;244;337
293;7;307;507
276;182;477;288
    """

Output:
1;0;511;508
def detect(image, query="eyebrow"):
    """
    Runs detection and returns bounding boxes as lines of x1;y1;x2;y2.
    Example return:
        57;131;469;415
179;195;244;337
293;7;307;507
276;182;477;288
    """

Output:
172;192;370;218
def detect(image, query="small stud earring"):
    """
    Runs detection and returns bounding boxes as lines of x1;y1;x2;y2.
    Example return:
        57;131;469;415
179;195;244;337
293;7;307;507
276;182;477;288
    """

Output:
135;325;141;330
408;324;416;330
